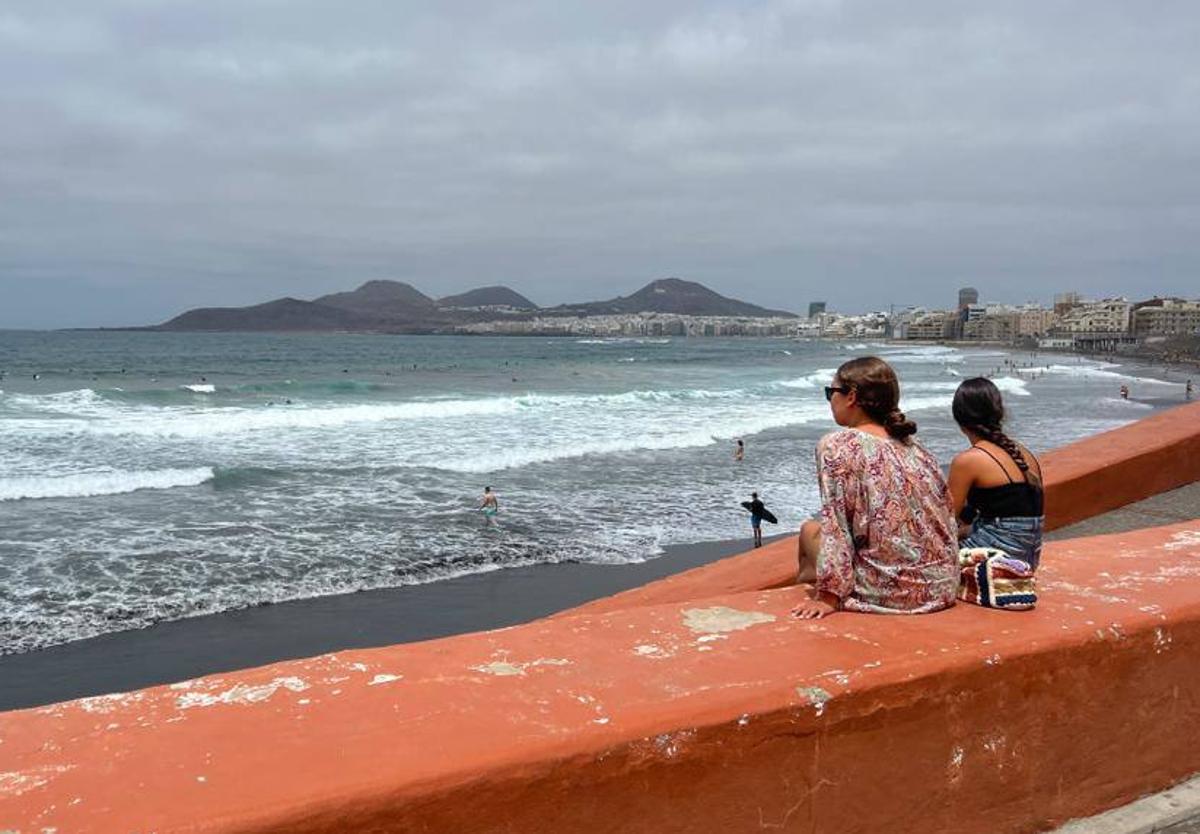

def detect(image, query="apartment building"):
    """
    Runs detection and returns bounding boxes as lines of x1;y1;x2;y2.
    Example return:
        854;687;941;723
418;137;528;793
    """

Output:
1131;298;1200;336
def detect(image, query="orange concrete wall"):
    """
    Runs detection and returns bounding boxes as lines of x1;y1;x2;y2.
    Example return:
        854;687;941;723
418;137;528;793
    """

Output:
1040;400;1200;529
2;405;1199;833
2;520;1200;832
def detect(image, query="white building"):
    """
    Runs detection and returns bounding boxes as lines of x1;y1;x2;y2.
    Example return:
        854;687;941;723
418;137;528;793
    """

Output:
1131;298;1200;336
1054;298;1132;334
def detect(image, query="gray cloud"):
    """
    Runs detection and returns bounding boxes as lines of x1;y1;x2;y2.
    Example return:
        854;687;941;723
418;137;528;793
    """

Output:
2;0;1198;327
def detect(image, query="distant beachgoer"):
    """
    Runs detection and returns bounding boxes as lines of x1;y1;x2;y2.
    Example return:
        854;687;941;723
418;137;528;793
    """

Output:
1187;380;1194;401
793;357;958;619
1119;384;1129;400
748;491;766;548
734;439;745;462
948;378;1045;570
479;486;499;525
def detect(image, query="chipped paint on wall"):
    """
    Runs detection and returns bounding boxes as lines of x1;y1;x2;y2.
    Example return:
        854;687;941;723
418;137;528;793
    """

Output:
681;606;775;635
471;658;572;677
176;677;309;710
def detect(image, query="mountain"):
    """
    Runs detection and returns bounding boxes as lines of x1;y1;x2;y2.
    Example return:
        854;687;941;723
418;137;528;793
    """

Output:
152;277;794;332
158;298;374;332
314;280;439;321
438;286;537;309
550;278;796;318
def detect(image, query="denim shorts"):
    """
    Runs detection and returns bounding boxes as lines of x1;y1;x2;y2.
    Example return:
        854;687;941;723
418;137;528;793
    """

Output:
961;515;1044;569
750;516;762;529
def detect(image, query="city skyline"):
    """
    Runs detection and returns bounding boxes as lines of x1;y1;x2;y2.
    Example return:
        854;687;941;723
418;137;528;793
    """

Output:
4;1;1200;329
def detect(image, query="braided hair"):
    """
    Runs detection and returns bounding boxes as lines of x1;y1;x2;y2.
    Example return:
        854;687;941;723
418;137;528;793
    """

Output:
836;356;918;441
952;377;1039;484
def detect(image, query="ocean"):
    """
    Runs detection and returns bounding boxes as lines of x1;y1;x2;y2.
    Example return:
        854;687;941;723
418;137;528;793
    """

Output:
0;330;1187;656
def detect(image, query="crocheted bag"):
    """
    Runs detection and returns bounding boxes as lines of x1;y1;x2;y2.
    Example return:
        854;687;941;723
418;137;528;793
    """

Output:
958;546;1037;610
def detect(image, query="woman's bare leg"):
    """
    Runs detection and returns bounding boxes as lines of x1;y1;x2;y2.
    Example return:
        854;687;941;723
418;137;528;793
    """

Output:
797;519;821;584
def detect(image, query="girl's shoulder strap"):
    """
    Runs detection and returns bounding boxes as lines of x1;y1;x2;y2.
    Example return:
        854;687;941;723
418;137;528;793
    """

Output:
972;443;1015;483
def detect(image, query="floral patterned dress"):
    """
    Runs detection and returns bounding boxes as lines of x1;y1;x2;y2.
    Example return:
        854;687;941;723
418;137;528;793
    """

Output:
815;429;958;614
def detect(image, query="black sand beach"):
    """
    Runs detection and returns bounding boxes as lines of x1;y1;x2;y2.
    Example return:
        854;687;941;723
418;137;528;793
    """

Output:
0;534;786;712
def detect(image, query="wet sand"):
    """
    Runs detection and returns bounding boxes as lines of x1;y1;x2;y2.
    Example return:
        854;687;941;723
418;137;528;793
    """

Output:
0;533;787;712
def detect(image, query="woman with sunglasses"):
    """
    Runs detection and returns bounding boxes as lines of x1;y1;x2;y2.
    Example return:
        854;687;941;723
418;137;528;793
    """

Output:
947;377;1044;568
792;357;958;619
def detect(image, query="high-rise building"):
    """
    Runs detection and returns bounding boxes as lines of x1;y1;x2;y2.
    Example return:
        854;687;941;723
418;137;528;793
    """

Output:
958;287;979;310
808;301;826;319
1054;292;1083;317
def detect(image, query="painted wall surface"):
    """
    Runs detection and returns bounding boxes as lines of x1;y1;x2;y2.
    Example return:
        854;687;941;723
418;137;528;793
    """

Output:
1;404;1198;833
1040;401;1200;529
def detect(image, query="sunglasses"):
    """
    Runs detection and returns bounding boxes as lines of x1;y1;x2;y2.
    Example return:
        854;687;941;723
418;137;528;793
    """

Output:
824;385;851;402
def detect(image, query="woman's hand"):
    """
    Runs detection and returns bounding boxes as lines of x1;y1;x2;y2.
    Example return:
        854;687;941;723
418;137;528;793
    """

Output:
791;591;839;619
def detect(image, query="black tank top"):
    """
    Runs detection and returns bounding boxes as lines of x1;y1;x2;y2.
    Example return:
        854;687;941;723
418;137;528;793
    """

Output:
962;445;1044;521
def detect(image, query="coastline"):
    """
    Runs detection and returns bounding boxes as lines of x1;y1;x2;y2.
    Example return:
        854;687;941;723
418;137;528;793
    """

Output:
0;532;787;712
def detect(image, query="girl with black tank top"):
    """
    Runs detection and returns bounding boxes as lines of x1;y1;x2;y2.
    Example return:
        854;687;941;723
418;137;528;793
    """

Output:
947;378;1046;569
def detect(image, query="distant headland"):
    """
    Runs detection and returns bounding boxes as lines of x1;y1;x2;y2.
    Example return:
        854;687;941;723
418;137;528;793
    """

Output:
144;278;797;334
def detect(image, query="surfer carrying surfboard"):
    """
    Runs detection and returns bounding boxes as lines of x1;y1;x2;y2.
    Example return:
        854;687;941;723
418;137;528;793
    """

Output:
741;492;777;548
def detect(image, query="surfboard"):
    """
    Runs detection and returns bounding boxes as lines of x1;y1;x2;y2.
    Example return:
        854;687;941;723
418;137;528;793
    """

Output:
740;502;778;524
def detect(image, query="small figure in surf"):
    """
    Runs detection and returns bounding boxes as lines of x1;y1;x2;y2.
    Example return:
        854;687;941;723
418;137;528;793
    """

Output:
1119;384;1130;401
478;486;499;525
743;491;775;548
734;439;745;462
1187;380;1194;401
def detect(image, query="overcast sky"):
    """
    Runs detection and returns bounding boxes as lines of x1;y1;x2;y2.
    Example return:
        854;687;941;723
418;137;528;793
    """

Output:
3;1;1199;328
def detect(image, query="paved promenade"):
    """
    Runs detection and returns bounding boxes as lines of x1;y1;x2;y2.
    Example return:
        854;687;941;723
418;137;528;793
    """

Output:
1047;481;1200;540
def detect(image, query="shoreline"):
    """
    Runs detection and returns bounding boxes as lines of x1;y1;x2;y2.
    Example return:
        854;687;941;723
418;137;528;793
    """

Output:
0;533;788;712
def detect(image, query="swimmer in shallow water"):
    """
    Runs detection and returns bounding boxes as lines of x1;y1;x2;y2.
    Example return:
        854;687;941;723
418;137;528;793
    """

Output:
478;486;499;525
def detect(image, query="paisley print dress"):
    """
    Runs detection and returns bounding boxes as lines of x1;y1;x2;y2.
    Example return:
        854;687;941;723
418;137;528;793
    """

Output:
815;429;958;614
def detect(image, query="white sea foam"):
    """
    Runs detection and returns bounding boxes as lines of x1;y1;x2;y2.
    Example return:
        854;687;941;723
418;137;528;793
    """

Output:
0;467;215;501
433;402;831;473
182;384;216;393
5;382;828;441
885;353;966;365
993;377;1031;396
4;388;107;411
1024;364;1177;386
777;369;838;389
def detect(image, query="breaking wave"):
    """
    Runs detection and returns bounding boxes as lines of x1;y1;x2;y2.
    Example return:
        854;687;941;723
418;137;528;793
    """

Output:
0;467;215;502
